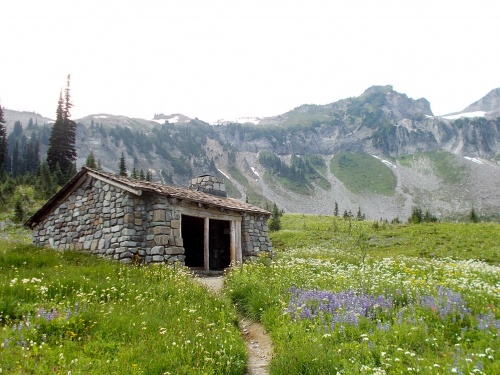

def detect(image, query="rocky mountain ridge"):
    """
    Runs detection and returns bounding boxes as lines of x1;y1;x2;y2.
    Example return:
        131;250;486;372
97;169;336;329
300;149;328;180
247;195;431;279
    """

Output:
4;85;500;220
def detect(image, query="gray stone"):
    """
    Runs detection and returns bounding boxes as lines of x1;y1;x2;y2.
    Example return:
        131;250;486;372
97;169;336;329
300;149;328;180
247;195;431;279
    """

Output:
152;255;164;262
122;228;136;236
151;246;164;255
165;246;184;255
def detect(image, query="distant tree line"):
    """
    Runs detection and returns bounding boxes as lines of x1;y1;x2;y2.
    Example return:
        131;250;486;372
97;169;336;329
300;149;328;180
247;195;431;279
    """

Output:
0;75;78;214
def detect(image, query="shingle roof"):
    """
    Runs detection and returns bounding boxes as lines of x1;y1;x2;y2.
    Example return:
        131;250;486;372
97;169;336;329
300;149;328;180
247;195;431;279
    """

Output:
25;167;270;227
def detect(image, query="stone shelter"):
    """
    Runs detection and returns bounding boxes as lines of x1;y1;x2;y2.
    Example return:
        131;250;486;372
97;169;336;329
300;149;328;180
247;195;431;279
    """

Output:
25;167;273;270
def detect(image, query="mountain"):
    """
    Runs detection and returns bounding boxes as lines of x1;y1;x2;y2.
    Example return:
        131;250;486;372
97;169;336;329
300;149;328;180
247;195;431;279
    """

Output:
460;88;500;118
3;109;53;132
4;86;500;221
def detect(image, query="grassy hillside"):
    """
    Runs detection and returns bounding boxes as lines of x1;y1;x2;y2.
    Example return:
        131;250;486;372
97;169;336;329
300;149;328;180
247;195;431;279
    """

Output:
330;152;396;195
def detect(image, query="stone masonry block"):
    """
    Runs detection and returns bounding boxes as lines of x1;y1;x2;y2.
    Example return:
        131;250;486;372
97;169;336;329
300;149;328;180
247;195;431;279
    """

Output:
153;210;166;222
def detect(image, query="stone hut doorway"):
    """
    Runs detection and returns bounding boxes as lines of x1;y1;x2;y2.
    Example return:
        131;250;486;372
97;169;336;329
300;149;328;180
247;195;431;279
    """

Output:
181;214;232;271
208;219;231;271
182;215;205;268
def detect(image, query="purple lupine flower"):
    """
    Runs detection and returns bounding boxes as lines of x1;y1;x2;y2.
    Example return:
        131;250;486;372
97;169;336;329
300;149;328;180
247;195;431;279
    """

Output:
287;288;393;330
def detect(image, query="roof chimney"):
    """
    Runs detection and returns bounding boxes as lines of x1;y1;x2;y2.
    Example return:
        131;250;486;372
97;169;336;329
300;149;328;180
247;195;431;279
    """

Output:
189;175;227;197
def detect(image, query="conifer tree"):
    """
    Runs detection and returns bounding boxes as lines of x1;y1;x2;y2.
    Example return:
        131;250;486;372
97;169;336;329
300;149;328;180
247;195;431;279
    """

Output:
0;104;7;176
85;151;97;169
46;75;77;184
146;170;152;181
119;152;127;176
269;203;282;231
139;169;145;180
131;165;138;179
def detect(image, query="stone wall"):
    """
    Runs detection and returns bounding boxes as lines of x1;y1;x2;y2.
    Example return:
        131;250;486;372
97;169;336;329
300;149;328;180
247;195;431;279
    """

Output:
32;177;144;263
32;176;272;265
241;213;273;261
141;194;185;264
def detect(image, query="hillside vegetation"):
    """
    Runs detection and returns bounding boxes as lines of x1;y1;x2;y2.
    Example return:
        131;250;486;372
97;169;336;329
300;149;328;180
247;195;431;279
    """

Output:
330;152;397;195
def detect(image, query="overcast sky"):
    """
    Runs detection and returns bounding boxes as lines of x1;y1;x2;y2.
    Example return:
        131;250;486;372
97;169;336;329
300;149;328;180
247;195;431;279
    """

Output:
1;0;499;123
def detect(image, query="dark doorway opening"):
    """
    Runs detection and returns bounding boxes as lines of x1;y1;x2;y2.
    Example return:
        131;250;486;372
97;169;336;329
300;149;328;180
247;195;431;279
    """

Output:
182;215;204;268
209;219;231;271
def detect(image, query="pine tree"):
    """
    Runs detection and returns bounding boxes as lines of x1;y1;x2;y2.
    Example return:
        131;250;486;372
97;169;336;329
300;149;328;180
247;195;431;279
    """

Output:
146;170;152;181
14;198;24;223
46;75;77;184
85;151;97;168
131;165;138;179
334;201;339;216
119;152;127;176
139;169;145;180
269;203;281;231
0;104;7;176
469;208;479;223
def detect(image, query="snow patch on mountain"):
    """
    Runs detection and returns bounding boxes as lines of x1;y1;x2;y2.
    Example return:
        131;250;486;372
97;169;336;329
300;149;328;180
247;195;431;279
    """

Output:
441;111;486;120
212;117;262;125
250;167;260;179
464;156;483;165
372;155;396;168
217;169;231;180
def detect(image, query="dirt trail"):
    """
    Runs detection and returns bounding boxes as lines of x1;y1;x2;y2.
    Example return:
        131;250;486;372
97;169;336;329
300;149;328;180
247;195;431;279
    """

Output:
195;276;273;375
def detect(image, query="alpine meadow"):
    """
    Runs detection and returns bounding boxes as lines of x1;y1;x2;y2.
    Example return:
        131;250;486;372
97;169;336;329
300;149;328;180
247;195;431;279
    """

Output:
1;84;500;374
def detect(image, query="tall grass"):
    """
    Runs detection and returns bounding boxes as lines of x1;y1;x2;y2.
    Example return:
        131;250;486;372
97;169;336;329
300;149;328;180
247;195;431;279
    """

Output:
271;214;500;265
0;241;246;374
227;215;500;374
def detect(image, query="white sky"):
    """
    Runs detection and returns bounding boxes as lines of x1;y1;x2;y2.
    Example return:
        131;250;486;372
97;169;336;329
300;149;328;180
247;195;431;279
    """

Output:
1;0;499;122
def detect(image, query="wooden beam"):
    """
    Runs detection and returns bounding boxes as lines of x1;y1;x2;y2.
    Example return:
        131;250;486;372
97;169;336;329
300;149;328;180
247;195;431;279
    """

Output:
204;217;209;272
230;220;236;265
235;219;242;264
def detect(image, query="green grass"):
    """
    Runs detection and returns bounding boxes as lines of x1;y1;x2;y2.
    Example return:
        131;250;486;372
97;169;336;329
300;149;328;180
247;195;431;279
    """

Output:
270;214;500;264
228;165;249;188
330;152;396;195
397;151;469;184
227;214;500;374
263;172;312;196
0;242;246;374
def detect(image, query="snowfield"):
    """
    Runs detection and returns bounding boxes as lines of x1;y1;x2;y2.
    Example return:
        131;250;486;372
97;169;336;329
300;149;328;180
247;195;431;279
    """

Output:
441;111;486;120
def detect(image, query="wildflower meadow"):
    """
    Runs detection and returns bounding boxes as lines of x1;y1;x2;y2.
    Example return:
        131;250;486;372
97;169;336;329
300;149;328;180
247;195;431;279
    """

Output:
227;215;500;374
0;242;246;374
1;214;499;374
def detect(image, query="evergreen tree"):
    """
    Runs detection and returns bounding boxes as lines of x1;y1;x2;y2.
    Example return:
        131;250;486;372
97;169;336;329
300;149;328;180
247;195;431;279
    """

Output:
269;203;281;231
356;206;365;221
11;140;20;177
14;198;24;223
469;208;479;223
334;201;339;216
139;169;145;180
146;170;152;181
0;104;7;176
119;152;127;176
85;150;97;169
131;165;138;179
46;75;77;184
35;161;57;199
